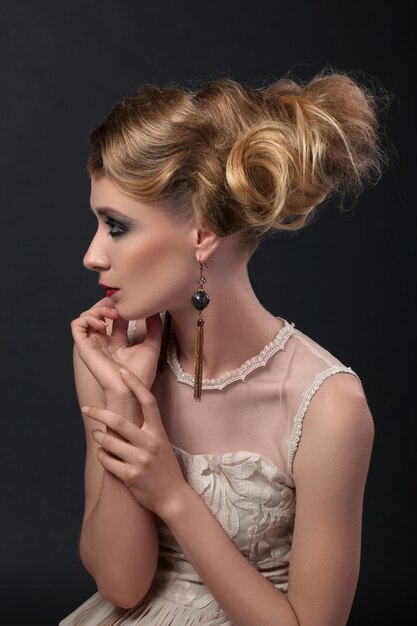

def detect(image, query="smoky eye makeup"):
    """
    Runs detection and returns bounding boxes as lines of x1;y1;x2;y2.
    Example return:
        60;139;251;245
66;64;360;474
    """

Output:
89;204;139;238
103;216;129;237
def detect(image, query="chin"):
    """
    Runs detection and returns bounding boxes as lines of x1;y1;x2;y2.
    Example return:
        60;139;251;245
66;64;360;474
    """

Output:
118;303;163;322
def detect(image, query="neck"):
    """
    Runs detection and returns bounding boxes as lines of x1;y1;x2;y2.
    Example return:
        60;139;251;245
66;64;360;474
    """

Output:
167;264;283;380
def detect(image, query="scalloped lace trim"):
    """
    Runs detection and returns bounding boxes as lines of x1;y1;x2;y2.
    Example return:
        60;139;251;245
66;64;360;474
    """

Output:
287;365;360;474
167;317;296;390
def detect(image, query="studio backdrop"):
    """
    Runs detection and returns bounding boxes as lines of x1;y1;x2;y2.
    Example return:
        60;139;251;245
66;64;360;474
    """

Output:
0;1;414;624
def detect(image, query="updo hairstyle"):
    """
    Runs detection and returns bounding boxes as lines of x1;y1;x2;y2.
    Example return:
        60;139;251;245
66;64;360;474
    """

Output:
87;69;385;259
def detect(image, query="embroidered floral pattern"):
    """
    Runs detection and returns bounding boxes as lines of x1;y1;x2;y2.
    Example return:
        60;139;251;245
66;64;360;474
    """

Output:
152;446;296;610
180;451;272;539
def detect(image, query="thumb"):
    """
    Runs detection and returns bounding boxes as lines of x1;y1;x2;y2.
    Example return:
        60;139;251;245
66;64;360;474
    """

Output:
119;368;162;427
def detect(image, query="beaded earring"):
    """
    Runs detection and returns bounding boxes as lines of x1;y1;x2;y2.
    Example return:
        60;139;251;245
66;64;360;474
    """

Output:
191;259;210;401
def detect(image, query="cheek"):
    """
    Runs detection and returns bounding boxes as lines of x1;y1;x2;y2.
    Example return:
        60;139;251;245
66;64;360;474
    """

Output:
127;232;193;293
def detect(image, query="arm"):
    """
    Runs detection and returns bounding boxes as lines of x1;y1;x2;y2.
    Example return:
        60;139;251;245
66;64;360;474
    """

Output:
79;362;373;622
73;343;159;609
286;372;374;625
160;373;374;626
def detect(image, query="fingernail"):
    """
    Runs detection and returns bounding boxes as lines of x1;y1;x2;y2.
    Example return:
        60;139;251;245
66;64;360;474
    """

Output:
120;367;129;376
81;406;90;413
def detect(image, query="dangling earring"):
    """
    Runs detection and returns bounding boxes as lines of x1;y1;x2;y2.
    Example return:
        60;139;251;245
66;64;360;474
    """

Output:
157;310;172;373
191;259;210;401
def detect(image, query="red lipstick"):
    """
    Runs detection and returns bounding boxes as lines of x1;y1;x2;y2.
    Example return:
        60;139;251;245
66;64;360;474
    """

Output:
99;283;120;297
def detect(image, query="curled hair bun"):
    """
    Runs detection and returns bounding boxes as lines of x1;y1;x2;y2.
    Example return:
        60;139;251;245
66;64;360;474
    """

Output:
226;73;385;233
88;70;386;255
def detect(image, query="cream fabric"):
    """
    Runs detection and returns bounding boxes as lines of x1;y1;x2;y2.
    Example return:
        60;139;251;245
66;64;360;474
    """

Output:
59;316;360;625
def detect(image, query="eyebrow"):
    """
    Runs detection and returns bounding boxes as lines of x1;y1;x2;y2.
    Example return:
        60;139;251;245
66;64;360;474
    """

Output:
90;206;136;222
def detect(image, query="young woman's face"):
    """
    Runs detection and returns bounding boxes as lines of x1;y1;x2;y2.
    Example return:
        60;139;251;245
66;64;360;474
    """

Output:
84;176;197;319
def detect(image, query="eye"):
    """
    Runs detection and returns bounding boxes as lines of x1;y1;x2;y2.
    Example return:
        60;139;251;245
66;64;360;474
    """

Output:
103;217;128;238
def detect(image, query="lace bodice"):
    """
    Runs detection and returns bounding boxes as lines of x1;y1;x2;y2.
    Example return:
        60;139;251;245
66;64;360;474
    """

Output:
147;319;360;618
149;443;297;619
60;316;361;626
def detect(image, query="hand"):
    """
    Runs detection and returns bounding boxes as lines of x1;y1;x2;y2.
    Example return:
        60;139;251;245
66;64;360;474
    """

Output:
71;296;163;395
81;367;188;519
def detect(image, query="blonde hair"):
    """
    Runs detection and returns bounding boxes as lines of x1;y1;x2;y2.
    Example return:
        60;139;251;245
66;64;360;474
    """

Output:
87;69;386;258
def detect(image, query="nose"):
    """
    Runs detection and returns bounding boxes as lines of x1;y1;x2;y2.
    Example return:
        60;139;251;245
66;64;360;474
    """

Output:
83;232;111;272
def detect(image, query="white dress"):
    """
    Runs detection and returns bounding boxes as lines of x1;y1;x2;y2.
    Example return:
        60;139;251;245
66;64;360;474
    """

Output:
59;316;360;625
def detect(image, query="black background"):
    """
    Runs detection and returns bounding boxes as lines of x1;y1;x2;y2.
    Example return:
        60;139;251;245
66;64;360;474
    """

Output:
1;1;415;624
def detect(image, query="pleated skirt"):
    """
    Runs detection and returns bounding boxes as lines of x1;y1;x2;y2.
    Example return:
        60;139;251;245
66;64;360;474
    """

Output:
59;589;233;626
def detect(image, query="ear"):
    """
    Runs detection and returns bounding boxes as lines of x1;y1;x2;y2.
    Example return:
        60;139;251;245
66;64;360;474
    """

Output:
194;224;222;264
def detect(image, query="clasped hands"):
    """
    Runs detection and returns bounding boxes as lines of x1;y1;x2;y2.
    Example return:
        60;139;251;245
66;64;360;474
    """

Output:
71;297;189;522
82;368;188;521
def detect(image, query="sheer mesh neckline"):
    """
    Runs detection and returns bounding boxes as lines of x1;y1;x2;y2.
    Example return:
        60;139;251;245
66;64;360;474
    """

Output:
166;316;296;390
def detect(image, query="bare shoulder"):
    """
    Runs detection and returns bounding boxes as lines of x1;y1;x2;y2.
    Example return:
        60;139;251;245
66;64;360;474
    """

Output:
315;371;374;444
293;371;375;486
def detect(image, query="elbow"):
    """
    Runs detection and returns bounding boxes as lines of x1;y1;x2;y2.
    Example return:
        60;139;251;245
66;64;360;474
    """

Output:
97;582;150;610
78;539;95;581
92;558;157;610
78;532;157;610
81;555;153;609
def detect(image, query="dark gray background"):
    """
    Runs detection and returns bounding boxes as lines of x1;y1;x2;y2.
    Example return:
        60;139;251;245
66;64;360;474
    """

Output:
1;1;414;624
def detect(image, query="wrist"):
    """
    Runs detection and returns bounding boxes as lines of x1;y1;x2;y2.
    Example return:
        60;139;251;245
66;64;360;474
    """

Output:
157;481;195;525
104;391;143;424
104;389;134;403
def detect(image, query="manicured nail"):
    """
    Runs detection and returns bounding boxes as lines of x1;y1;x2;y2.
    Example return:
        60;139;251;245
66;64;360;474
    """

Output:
81;406;90;413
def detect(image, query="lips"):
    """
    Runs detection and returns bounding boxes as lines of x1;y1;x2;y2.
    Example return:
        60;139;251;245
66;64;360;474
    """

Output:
99;283;120;297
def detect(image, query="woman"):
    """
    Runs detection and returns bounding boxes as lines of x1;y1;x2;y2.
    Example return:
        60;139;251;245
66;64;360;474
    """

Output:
60;71;383;625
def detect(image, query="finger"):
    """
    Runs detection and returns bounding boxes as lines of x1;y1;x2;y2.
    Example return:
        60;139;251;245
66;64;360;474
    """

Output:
92;429;138;462
111;315;129;343
83;315;110;331
141;313;163;352
80;305;119;319
119;368;161;427
73;316;109;340
81;405;142;444
96;446;129;481
71;315;107;344
73;314;107;330
95;295;120;308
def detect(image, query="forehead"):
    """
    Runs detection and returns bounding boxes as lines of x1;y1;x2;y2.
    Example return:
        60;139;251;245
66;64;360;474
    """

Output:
89;176;198;232
90;176;156;218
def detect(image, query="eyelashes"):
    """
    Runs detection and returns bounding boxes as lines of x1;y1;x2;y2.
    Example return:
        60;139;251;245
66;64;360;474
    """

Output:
103;217;128;238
